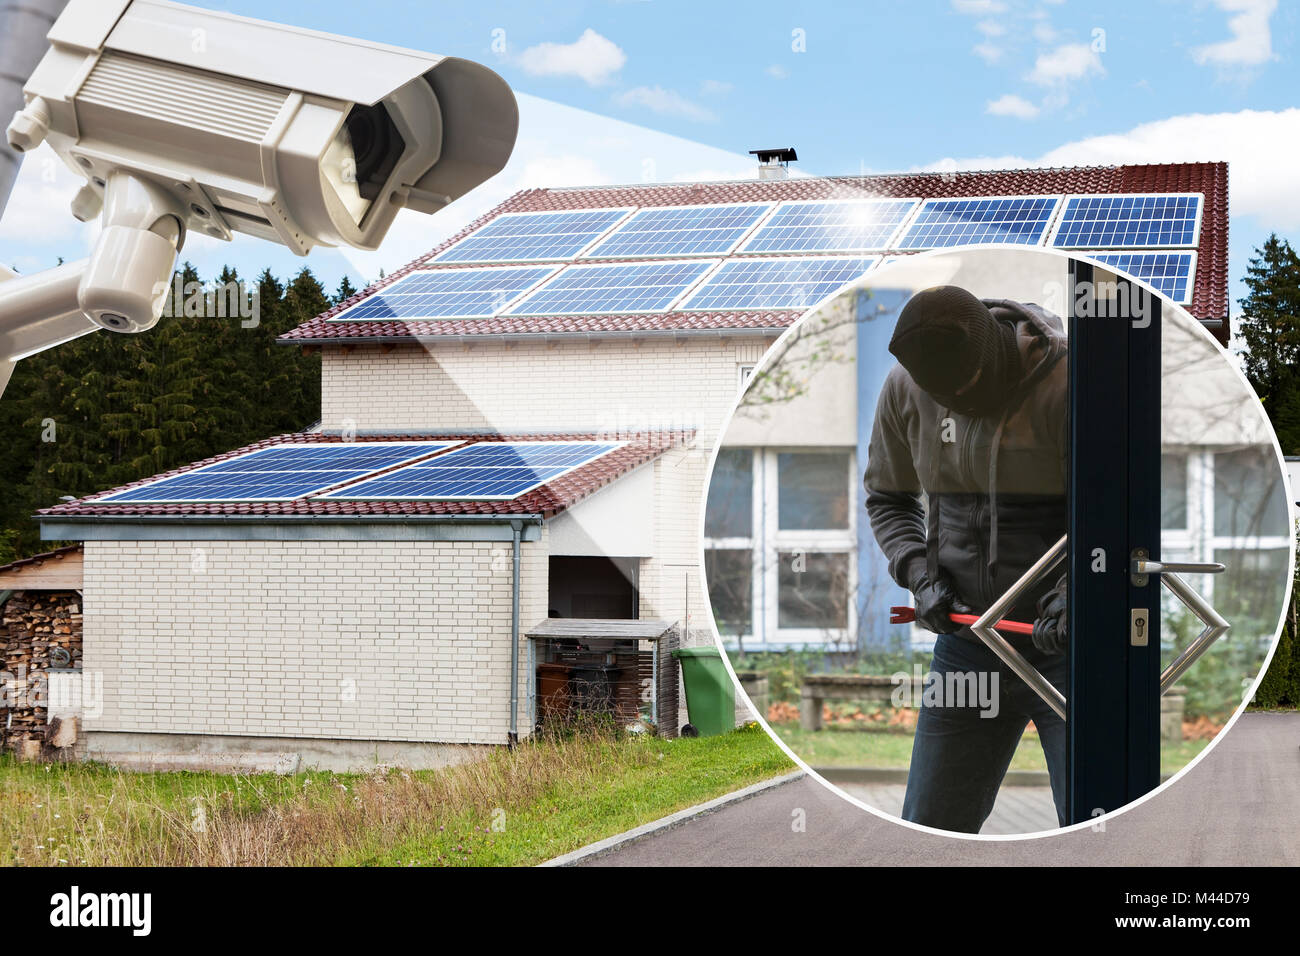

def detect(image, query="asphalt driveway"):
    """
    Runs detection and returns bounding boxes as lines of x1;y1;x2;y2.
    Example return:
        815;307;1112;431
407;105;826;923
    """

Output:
581;712;1300;866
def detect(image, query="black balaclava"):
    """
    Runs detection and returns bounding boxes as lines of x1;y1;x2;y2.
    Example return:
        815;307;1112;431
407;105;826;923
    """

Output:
888;285;1022;415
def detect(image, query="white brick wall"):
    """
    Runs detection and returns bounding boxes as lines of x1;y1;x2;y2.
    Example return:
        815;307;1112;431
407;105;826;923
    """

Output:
320;337;774;628
83;535;548;745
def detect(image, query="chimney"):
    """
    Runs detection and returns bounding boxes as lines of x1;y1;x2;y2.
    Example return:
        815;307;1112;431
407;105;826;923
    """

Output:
749;147;797;181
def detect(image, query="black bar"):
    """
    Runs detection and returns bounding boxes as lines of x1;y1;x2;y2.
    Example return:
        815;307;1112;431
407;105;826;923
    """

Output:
1068;260;1133;822
1126;289;1162;799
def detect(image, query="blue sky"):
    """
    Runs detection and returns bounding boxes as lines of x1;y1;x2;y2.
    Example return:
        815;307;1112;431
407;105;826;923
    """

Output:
2;0;1297;324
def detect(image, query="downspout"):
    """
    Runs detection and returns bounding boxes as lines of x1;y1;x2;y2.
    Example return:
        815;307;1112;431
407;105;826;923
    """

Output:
508;518;522;748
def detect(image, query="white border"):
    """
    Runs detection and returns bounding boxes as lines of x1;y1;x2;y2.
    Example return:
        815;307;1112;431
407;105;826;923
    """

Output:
90;441;464;504
318;439;630;502
430;206;637;264
326;264;562;323
1047;192;1205;250
1084;249;1199;305
736;197;924;255
696;243;1295;842
581;201;776;260
502;258;723;316
892;194;1064;251
675;254;880;311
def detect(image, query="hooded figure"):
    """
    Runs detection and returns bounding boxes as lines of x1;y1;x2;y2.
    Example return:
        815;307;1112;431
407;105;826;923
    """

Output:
864;284;1069;833
865;285;1068;648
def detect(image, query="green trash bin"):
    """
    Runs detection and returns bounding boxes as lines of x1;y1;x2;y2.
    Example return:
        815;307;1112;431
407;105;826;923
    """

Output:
672;646;735;737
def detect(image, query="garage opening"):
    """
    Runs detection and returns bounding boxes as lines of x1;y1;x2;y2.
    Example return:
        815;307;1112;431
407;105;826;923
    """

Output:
547;556;639;620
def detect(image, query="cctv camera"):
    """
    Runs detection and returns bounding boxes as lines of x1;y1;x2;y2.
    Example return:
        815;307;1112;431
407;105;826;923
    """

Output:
2;0;517;336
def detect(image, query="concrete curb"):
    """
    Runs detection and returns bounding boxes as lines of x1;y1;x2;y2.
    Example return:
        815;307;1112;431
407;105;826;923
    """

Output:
538;770;807;867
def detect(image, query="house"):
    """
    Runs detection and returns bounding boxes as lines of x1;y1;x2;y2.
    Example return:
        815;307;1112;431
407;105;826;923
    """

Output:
699;162;1289;659
37;159;1237;767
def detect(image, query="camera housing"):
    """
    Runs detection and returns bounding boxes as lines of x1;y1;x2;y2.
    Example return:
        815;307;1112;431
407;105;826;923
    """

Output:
3;0;518;335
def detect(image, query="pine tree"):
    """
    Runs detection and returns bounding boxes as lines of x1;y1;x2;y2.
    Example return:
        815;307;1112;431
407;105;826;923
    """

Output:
333;275;359;305
1237;234;1300;453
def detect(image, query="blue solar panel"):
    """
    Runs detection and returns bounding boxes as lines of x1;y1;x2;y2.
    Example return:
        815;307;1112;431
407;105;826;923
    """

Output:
678;257;877;310
94;442;459;503
1051;194;1202;249
321;441;624;500
584;204;772;258
1092;252;1196;304
328;267;556;321
504;260;718;315
895;196;1060;248
433;208;633;263
740;199;917;254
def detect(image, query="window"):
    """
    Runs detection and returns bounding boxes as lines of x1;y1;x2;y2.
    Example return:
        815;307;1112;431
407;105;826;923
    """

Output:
738;364;756;389
705;549;752;637
705;447;753;538
703;447;856;648
1213;448;1288;538
777;551;850;628
1161;454;1188;530
777;452;851;530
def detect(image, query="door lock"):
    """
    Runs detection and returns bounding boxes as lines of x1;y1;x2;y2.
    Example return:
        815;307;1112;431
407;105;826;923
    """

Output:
1130;608;1149;646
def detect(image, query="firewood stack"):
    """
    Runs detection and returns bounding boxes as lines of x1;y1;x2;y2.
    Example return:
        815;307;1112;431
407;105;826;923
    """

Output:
1;591;83;754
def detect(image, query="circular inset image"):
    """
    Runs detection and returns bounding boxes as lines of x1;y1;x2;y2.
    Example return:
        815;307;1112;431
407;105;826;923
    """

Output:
700;245;1292;838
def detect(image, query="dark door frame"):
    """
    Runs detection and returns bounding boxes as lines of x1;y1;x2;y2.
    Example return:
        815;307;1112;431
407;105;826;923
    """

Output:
1067;259;1163;824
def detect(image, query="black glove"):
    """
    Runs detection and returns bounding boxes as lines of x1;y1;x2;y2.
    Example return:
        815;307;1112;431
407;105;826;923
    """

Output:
912;573;972;634
1031;586;1068;654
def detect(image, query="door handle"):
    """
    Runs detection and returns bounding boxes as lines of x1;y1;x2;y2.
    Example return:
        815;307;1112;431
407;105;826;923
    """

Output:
966;538;1233;720
1129;550;1231;694
968;535;1069;721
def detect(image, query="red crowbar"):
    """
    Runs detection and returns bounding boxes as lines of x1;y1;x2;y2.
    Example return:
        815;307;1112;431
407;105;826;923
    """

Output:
889;606;1035;636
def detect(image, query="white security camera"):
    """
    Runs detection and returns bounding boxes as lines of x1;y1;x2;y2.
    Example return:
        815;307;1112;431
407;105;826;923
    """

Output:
0;0;516;352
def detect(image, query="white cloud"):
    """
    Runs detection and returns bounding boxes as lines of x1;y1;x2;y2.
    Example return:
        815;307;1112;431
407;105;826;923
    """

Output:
918;108;1300;229
986;93;1040;119
951;0;1007;13
1192;0;1277;68
701;79;734;96
976;19;1006;36
1027;42;1105;86
973;43;1004;64
766;64;790;80
516;29;626;86
0;145;95;249
615;85;717;123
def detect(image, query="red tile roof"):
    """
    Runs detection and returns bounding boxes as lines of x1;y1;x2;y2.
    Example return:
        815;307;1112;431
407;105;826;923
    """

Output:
279;162;1230;345
39;431;690;521
0;543;83;575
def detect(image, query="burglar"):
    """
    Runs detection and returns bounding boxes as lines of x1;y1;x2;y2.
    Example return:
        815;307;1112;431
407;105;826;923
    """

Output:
864;284;1069;833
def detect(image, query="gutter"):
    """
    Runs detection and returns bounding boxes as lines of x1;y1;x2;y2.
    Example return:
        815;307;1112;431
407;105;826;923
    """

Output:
39;512;545;543
277;326;787;348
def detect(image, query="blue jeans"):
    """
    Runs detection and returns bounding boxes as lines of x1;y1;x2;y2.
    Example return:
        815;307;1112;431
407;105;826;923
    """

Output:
901;633;1068;833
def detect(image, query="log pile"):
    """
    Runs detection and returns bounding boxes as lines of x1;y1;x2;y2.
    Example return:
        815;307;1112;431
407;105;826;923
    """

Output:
1;591;83;754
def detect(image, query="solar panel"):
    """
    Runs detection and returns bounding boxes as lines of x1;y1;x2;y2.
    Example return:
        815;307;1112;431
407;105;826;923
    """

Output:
1051;194;1202;249
584;203;772;258
894;195;1060;249
433;208;634;263
93;442;460;503
504;260;718;315
1091;251;1197;304
320;441;625;500
677;256;878;310
739;199;918;254
328;266;557;321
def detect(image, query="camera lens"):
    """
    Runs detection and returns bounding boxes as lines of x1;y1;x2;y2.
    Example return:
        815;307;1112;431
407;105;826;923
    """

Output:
343;103;402;201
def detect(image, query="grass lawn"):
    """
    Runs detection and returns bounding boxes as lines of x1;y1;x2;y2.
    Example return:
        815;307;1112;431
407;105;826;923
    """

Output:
0;724;792;867
771;722;1211;774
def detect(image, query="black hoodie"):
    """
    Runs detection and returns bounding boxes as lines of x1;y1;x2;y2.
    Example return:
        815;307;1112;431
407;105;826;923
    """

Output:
864;298;1067;636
